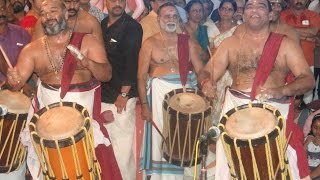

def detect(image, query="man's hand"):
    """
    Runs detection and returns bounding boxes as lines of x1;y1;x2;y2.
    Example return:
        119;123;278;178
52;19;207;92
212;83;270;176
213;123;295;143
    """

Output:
114;95;128;114
256;86;285;101
7;67;22;87
201;80;216;99
141;103;152;121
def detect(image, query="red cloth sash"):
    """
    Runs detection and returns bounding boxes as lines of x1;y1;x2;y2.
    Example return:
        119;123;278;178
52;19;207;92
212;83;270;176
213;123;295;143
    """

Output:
286;73;310;178
60;32;85;99
250;32;310;178
250;32;284;100
177;33;192;86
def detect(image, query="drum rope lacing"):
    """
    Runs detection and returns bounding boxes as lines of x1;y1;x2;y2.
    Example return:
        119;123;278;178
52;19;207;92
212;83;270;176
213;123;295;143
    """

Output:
218;105;292;180
29;104;101;180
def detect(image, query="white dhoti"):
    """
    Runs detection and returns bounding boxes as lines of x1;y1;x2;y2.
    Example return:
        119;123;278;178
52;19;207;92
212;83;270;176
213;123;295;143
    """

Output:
101;97;137;180
21;80;110;180
215;88;301;180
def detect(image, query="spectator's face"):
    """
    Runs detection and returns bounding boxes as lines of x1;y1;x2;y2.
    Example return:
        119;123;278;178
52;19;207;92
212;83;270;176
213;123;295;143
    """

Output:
290;0;307;11
158;5;179;32
106;0;126;17
0;0;8;24
40;0;67;35
63;0;80;17
269;0;282;21
233;0;244;21
203;2;213;19
219;2;235;21
312;119;320;138
188;2;203;24
9;0;25;13
243;0;271;29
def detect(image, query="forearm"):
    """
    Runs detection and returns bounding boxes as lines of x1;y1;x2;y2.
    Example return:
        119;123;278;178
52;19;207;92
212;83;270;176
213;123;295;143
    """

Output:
86;59;112;82
121;85;131;93
282;74;315;97
296;27;319;38
137;75;148;104
197;70;212;87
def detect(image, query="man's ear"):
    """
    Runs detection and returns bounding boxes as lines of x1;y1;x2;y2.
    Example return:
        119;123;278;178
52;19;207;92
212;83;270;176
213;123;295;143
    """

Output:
268;12;272;21
64;11;68;20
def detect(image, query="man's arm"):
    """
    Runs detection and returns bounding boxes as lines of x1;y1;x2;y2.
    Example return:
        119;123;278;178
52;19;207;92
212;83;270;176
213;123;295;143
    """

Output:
189;39;204;74
266;37;315;98
137;40;152;120
115;22;143;113
80;34;112;82
197;39;230;98
31;20;45;41
7;44;36;90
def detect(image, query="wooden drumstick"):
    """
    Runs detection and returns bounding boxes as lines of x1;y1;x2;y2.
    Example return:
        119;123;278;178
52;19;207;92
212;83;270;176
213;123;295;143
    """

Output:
273;131;293;179
0;45;13;68
150;118;167;142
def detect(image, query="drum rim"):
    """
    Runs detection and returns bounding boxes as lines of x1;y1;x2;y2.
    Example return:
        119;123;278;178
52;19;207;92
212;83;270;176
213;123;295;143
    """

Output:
0;90;32;114
163;88;213;121
29;102;91;148
219;103;284;147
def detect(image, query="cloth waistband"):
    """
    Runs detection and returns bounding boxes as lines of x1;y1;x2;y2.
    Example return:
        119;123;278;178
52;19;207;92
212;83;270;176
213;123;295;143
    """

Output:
41;79;100;92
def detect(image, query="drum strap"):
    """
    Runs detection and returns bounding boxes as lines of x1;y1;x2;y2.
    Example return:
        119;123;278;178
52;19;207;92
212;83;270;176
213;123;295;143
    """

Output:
177;33;192;87
60;32;86;99
250;32;284;100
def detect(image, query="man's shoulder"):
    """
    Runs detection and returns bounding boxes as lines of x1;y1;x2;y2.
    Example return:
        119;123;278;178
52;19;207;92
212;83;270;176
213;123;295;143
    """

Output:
123;14;142;29
79;10;100;24
140;12;157;26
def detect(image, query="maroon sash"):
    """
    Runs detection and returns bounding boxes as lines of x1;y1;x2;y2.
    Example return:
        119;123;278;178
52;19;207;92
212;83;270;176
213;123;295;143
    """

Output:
60;32;86;99
177;33;192;86
250;32;284;100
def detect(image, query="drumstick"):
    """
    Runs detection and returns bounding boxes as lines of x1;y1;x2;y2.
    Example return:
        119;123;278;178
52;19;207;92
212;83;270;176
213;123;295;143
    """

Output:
149;118;167;142
0;45;13;68
273;131;293;179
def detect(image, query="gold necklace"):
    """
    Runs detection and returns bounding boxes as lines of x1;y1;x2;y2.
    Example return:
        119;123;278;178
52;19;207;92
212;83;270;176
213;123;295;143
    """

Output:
159;32;178;73
44;30;73;80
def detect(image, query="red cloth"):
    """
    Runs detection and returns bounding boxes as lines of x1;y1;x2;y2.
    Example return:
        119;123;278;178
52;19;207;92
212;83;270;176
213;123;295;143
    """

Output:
177;33;192;86
60;32;85;99
20;15;37;29
93;86;122;180
286;73;310;178
280;9;320;66
250;33;284;100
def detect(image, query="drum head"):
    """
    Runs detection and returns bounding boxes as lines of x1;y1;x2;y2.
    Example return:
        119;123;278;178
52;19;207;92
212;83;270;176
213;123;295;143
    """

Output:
168;93;207;114
0;90;31;114
36;106;84;140
225;107;277;139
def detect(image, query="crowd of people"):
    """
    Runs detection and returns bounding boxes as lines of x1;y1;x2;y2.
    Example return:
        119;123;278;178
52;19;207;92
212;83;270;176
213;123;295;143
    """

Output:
0;0;320;179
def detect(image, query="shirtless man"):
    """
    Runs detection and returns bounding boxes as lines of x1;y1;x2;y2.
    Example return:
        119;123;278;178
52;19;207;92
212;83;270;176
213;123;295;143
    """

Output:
138;2;204;179
6;0;123;179
198;0;314;178
31;0;103;42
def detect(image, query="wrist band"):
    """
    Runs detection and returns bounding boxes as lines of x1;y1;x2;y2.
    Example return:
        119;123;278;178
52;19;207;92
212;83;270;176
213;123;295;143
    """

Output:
200;78;210;88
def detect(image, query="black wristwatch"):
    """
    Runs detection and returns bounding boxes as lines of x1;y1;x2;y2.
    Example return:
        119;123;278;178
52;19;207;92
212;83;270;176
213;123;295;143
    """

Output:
120;92;129;98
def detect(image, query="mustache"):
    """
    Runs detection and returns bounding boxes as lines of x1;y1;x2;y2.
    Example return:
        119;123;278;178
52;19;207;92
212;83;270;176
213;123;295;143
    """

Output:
112;6;123;10
0;15;6;19
68;8;77;12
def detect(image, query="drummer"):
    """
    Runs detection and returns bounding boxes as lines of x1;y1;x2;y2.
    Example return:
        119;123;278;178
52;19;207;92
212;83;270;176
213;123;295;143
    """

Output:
198;0;314;178
137;2;204;179
5;0;122;179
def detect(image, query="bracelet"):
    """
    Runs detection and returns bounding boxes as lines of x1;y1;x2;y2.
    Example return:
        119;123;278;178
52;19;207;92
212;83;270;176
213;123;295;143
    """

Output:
200;78;210;88
141;102;148;105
